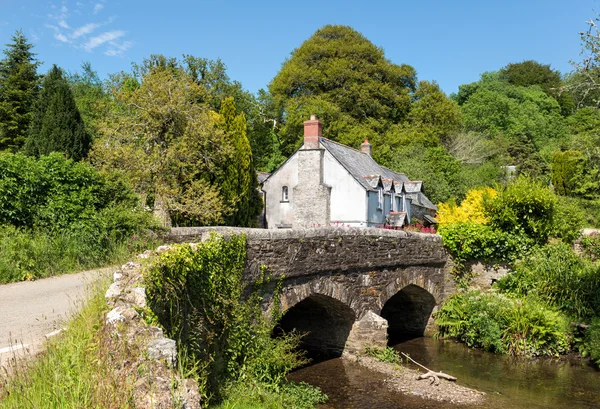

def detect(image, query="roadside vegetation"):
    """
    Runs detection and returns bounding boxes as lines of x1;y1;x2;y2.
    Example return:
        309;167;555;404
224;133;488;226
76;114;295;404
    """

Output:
0;277;137;408
144;233;327;408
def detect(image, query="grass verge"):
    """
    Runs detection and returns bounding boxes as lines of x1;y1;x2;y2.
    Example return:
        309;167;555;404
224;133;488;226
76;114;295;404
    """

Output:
0;276;136;408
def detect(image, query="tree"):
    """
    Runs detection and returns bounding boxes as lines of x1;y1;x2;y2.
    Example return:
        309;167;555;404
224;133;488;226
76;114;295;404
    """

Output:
551;150;598;198
68;62;108;141
91;66;230;227
23;65;90;161
269;25;417;154
0;30;40;151
499;60;574;115
214;97;262;227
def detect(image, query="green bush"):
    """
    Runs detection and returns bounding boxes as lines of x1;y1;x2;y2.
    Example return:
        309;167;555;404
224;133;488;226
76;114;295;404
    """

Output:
584;318;600;367
485;176;557;244
364;345;403;365
438;222;533;264
496;242;600;320
436;290;571;357
0;153;156;282
581;233;600;260
145;234;321;405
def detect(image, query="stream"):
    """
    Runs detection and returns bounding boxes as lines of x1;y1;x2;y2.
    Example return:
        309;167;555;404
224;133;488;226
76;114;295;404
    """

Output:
288;337;600;408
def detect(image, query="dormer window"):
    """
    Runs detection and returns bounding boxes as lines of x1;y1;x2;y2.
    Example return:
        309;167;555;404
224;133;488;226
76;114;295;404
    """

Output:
282;186;289;202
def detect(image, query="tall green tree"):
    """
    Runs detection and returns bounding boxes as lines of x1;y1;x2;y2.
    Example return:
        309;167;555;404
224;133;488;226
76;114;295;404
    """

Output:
0;30;40;151
215;97;262;227
68;62;108;141
269;25;417;154
24;65;90;161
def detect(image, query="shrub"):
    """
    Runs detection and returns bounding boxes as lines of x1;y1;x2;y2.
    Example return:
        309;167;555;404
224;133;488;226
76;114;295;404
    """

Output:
485;176;557;244
145;234;320;404
437;187;497;227
436;290;571;357
438;222;533;264
364;345;403;365
584;318;600;367
581;233;600;260
496;242;600;320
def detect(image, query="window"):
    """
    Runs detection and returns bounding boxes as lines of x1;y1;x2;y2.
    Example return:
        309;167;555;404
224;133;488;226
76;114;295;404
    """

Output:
282;186;289;202
378;188;383;210
391;192;397;212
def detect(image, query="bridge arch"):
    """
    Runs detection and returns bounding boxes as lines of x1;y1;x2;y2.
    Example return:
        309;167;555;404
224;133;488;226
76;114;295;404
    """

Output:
380;283;437;344
273;293;356;358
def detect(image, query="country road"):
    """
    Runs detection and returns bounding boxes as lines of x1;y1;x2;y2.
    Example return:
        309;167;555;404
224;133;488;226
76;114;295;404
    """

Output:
0;267;113;365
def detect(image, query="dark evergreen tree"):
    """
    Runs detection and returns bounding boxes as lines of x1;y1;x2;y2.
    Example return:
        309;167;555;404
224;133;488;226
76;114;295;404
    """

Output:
0;30;40;151
24;65;90;161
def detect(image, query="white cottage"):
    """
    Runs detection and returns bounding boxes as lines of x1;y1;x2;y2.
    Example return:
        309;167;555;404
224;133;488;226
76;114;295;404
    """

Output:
261;116;437;229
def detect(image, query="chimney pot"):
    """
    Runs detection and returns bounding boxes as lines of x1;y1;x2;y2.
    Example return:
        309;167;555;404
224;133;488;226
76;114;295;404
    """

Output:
303;114;322;149
360;139;372;156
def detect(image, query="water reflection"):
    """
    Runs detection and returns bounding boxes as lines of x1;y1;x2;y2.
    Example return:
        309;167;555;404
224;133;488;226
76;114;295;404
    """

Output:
289;337;600;409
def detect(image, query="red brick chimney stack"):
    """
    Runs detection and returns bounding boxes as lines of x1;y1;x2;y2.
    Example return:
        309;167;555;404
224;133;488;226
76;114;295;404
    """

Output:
303;114;322;149
360;139;372;156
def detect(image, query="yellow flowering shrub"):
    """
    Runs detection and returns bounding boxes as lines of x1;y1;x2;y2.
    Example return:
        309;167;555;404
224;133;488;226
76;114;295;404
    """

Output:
437;187;497;227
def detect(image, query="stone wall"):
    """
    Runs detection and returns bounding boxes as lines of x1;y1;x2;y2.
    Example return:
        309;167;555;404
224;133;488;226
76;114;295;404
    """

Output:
292;149;331;228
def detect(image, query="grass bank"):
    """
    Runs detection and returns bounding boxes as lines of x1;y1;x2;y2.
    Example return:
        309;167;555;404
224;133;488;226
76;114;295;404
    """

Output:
0;277;135;408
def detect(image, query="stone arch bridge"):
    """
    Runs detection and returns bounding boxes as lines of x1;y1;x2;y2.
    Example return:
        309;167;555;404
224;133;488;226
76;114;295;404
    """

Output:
166;227;455;357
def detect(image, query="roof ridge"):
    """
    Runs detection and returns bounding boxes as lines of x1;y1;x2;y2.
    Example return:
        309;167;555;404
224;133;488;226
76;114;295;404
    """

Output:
320;137;365;155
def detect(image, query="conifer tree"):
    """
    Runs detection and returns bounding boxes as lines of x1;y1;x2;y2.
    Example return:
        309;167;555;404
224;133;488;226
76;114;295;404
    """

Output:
0;30;40;151
24;65;90;161
217;97;262;227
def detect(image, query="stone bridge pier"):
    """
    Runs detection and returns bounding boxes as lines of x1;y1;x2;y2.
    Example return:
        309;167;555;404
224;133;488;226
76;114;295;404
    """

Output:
166;227;455;357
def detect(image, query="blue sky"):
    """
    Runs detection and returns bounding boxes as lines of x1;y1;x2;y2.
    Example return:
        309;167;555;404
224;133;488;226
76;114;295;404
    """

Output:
1;0;597;95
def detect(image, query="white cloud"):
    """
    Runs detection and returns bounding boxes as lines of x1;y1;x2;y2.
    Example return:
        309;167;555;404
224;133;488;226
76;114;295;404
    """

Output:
84;30;124;51
58;20;69;29
60;5;68;14
72;22;99;38
55;32;69;43
93;3;104;14
105;39;133;56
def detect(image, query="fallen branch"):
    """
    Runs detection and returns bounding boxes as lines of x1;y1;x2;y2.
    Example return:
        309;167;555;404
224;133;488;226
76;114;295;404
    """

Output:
400;352;457;386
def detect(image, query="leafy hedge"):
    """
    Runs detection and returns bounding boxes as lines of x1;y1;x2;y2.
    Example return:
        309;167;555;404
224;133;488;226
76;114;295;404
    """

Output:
436;290;571;357
0;153;155;282
145;234;326;407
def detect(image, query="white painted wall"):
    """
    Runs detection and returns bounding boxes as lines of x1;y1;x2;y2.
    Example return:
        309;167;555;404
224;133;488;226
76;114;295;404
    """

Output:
322;151;367;226
262;153;298;228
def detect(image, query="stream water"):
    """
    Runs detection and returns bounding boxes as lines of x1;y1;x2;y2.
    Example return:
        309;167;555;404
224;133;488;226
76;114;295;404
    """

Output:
288;337;600;409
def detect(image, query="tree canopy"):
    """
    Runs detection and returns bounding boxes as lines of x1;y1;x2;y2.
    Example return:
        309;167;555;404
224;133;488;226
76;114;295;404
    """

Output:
24;65;90;161
0;30;40;151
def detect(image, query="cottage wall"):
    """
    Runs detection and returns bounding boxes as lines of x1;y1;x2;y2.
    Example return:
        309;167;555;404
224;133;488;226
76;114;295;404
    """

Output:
323;151;367;226
263;153;299;228
293;149;331;228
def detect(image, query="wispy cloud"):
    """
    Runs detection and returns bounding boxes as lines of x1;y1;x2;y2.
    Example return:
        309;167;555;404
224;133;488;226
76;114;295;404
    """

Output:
84;30;124;52
43;0;132;56
72;22;100;39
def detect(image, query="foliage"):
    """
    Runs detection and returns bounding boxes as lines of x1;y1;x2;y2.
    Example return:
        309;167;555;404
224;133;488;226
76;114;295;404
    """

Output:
92;65;229;227
23;65;90;161
0;278;138;408
0;152;156;282
145;235;316;404
213;97;262;227
581;233;600;260
551;150;598;198
436;290;571;357
496;242;600;320
584;318;600;366
437;187;497;227
438;222;533;264
213;381;327;409
0;30;40;152
364;345;402;365
68;62;109;141
485;176;558;244
268;25;417;155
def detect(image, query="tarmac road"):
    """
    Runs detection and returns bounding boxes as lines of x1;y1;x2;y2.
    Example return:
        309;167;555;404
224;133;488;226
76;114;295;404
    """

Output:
0;267;112;366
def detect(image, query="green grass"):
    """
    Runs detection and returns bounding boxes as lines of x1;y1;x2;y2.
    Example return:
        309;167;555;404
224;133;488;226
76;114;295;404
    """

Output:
212;381;327;409
0;277;136;408
364;345;403;365
0;225;158;283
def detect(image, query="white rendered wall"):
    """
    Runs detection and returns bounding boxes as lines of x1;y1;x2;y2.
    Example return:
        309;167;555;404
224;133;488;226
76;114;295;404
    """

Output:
322;151;367;226
262;153;298;228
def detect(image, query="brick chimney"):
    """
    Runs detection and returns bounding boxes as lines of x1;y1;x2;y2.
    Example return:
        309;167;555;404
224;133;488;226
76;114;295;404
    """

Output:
360;139;372;156
303;114;322;149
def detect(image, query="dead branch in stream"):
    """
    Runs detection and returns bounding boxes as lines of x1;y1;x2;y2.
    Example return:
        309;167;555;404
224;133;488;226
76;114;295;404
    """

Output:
400;352;457;386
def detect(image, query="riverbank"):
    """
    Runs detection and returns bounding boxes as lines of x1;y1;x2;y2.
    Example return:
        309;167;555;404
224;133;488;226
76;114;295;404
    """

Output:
348;353;485;406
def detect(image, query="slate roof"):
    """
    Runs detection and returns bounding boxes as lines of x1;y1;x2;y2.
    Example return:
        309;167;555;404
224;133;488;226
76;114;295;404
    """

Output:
257;172;271;185
319;138;437;210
